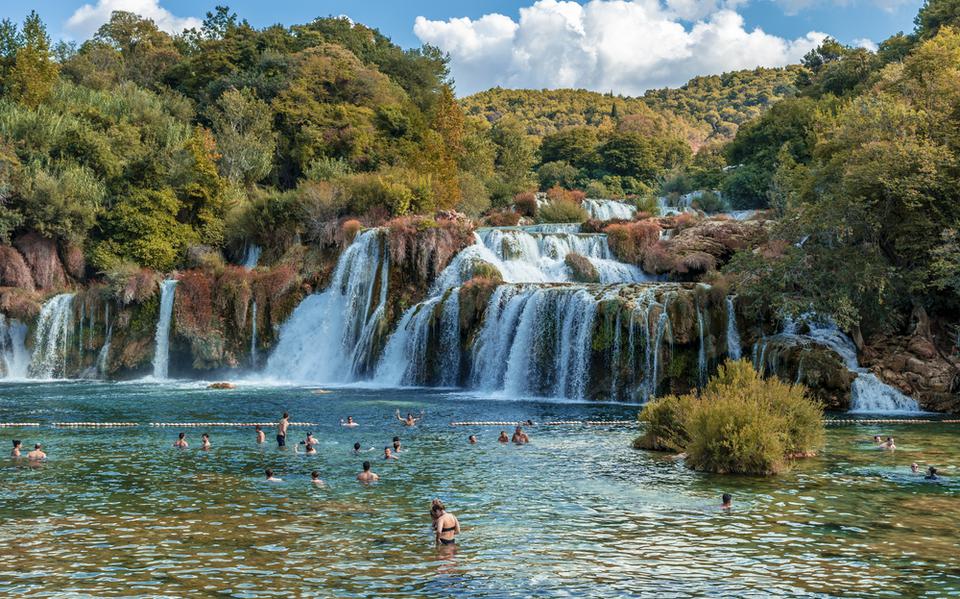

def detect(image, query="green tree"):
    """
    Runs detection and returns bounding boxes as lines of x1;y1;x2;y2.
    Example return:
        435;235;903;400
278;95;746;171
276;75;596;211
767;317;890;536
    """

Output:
489;116;536;205
916;0;960;38
208;87;276;186
6;11;59;108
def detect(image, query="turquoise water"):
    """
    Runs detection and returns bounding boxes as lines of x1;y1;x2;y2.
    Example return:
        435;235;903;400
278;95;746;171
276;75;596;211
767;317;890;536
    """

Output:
0;381;958;597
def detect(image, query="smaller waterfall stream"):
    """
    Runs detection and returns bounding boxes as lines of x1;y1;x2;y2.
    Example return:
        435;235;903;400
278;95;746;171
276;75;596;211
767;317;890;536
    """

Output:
581;199;636;220
96;303;112;379
29;293;75;379
0;314;30;379
726;296;741;360
152;280;178;379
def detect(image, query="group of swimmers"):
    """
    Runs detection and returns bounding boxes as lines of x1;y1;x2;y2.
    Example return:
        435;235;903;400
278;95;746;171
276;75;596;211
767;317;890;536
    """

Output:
872;435;944;479
9;440;46;461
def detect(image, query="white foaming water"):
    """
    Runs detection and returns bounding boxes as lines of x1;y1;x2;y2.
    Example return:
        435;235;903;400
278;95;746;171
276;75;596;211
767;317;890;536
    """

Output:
265;230;388;382
0;314;30;379
777;317;920;413
726;296;741;360
152;280;178;380
29;293;76;379
581;199;637;220
243;244;262;269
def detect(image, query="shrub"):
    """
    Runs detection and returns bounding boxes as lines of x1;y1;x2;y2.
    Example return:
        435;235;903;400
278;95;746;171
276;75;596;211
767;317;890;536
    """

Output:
632;194;661;216
340;219;363;246
513;192;538;218
691;190;726;213
537;160;579;190
484;210;521;227
564;253;599;283
537;199;588;224
635;359;824;475
604;220;661;264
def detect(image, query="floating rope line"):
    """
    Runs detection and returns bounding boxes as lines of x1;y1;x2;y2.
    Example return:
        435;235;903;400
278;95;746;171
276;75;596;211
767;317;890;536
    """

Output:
450;420;637;427
0;423;40;427
147;422;321;428
52;422;138;427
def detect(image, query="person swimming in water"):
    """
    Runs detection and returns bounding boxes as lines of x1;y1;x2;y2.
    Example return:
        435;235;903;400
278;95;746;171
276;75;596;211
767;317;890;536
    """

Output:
27;444;46;461
498;431;509;443
396;410;423;427
468;435;477;444
201;433;211;450
11;440;21;458
721;493;732;509
306;432;319;446
340;417;358;427
296;441;317;455
311;471;324;486
357;461;379;483
873;435;883;444
384;447;398;460
911;462;920;473
392;436;402;453
880;437;896;450
173;432;188;448
265;468;282;482
431;499;460;547
255;425;265;444
277;413;289;448
511;426;529;445
925;466;940;480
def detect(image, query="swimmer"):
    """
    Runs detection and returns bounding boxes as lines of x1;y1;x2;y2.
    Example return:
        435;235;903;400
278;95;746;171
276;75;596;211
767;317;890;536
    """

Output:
173;432;188;448
925;466;940;481
311;471;324;486
880;437;896;450
498;431;509;443
511;426;530;445
296;441;317;455
306;432;319;446
265;468;282;482
353;442;362;454
873;435;883;444
341;417;359;427
11;439;21;458
392;436;402;453
468;435;477;444
431;499;460;547
255;425;265;444
911;462;920;473
721;493;732;509
384;447;398;460
27;444;46;461
277;413;289;448
201;433;211;450
396;410;423;427
357;461;379;483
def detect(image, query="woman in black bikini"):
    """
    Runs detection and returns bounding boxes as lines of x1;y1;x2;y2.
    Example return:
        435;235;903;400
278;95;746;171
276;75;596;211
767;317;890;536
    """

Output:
431;499;460;547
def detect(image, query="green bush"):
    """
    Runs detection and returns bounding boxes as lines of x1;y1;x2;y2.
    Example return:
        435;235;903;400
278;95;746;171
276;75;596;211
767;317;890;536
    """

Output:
635;359;824;475
537;199;588;223
691;190;726;213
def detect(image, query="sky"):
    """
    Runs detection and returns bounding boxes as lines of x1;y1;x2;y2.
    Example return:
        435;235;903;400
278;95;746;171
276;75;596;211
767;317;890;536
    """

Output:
4;0;923;95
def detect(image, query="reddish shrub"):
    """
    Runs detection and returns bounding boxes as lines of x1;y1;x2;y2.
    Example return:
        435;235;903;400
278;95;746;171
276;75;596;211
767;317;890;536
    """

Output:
513;192;537;218
484;210;522;227
340;219;364;246
174;270;214;337
121;269;161;305
214;266;252;331
387;215;475;284
0;246;35;291
0;287;41;320
569;190;586;204
604;220;662;264
60;242;86;281
13;232;66;290
546;186;574;203
642;242;677;274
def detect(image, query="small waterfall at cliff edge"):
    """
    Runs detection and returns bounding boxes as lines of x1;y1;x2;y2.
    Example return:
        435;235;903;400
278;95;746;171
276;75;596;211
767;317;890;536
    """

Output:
265;230;389;382
29;293;76;379
0;314;30;379
152;280;178;379
726;296;741;360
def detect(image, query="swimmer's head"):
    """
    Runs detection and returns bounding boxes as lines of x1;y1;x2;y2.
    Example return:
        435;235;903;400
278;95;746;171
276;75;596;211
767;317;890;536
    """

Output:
34;444;41;450
929;466;938;476
354;442;361;450
178;432;185;439
911;463;920;472
469;435;477;444
722;493;732;505
282;412;288;419
431;498;445;516
311;471;319;480
12;440;20;447
384;447;392;456
362;461;371;472
202;433;209;439
265;468;273;478
255;425;261;431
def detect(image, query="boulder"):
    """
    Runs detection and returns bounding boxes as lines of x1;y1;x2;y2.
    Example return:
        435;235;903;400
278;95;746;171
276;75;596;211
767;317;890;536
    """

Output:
60;242;86;281
13;232;67;290
0;246;35;290
865;334;960;413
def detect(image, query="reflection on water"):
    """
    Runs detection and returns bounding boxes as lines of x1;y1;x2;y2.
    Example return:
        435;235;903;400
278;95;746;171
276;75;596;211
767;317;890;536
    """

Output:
0;382;958;597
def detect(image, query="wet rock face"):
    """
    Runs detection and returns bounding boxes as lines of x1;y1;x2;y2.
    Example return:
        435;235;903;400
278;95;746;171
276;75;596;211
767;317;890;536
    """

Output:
13;232;67;291
757;338;855;410
0;245;35;291
564;253;600;283
645;218;769;279
865;335;960;413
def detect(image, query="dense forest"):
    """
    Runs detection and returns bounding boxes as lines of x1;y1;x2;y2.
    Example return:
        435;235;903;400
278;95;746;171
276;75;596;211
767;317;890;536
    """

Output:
0;0;959;369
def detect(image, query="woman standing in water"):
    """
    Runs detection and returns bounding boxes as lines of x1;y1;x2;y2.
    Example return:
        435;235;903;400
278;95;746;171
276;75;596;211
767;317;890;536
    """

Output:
431;499;460;547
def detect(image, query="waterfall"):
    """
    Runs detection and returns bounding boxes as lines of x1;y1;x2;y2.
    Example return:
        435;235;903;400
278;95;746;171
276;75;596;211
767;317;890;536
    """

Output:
250;300;258;368
266;230;389;382
151;280;178;379
93;304;113;379
374;295;443;386
581;199;636;220
28;293;75;379
243;244;262;269
696;301;707;387
726;296;741;360
437;291;461;387
0;314;30;379
775;317;920;413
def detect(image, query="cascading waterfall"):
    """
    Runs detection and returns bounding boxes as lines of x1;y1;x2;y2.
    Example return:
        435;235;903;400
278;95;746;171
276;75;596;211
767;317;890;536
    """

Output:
726;296;741;360
696;301;707;387
243;244;262;269
28;293;76;379
96;303;112;379
0;314;30;379
266;230;389;382
581;199;636;220
151;280;178;379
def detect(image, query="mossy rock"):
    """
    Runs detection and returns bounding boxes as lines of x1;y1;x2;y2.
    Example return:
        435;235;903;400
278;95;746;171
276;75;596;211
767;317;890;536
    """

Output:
564;253;600;283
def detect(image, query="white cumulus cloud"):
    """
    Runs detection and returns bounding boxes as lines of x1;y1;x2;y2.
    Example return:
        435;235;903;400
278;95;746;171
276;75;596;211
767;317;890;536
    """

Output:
853;37;878;51
414;0;827;96
66;0;202;40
